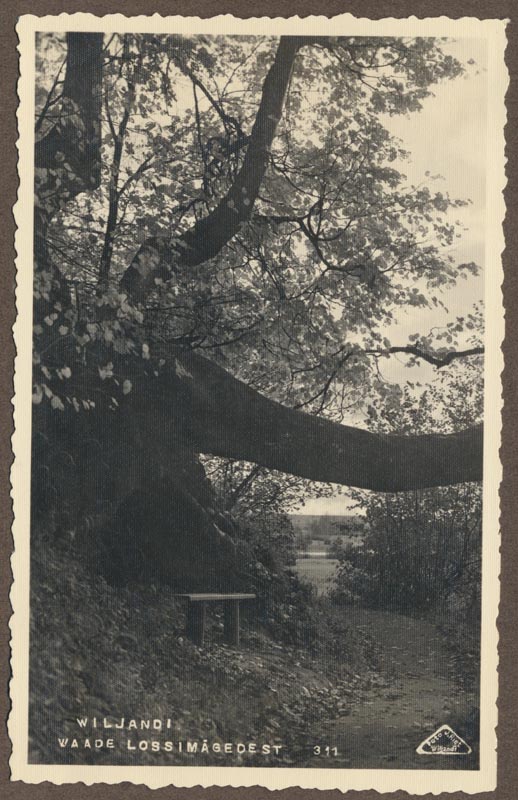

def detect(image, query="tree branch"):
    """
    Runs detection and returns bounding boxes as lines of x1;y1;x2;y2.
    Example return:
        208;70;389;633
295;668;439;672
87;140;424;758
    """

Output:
126;345;484;493
99;71;136;286
369;345;484;368
120;36;304;303
174;54;244;136
35;55;66;134
224;464;263;511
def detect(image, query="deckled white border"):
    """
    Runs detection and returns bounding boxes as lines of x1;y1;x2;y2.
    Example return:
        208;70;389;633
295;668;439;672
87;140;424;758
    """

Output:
10;12;508;794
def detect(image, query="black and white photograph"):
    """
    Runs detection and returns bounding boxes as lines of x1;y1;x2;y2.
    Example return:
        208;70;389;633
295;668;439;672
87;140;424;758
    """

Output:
9;12;506;794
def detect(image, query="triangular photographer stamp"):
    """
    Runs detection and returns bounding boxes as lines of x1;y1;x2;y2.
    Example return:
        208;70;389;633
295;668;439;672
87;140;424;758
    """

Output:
417;725;472;755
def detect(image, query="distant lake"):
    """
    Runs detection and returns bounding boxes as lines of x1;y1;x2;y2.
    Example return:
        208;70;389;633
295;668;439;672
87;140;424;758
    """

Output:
296;551;329;558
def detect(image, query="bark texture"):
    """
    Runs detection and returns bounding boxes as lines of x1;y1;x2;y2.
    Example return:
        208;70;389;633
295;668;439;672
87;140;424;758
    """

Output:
126;346;483;493
34;33;103;312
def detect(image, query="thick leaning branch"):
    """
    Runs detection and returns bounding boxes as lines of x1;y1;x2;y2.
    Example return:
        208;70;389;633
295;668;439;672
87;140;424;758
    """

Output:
120;36;303;303
308;344;484;371
132;346;483;492
376;345;484;368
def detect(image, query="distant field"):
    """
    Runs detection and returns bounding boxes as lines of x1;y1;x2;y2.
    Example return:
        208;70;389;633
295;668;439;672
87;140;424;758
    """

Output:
295;557;338;595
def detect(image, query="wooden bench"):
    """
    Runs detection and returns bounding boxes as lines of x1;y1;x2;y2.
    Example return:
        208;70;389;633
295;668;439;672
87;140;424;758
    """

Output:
174;593;256;647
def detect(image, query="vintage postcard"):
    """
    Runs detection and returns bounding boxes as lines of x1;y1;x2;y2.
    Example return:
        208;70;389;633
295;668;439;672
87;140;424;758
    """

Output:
10;12;507;794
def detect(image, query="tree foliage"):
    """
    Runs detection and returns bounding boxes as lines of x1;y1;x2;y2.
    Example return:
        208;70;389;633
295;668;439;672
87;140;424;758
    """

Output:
32;32;484;509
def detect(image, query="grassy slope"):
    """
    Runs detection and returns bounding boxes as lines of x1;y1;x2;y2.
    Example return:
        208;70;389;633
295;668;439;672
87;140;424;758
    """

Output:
29;533;375;767
29;532;479;770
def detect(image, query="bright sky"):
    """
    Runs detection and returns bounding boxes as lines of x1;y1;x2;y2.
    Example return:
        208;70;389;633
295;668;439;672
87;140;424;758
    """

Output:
301;37;488;515
379;38;487;378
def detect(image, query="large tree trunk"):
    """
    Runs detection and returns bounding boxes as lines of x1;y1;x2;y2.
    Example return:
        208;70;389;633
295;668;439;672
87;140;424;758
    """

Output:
124;345;483;492
34;33;103;315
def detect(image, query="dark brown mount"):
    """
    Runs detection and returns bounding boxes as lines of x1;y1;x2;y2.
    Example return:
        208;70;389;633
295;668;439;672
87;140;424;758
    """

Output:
32;34;483;584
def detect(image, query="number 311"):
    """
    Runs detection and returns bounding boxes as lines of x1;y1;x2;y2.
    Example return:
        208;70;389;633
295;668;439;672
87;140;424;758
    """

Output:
313;745;339;756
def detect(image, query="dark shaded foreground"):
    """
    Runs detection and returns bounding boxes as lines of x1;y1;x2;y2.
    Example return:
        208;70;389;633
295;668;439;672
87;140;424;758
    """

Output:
29;535;478;770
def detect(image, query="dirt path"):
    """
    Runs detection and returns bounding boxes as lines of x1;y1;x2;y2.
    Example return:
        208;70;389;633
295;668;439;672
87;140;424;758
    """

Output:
308;608;478;769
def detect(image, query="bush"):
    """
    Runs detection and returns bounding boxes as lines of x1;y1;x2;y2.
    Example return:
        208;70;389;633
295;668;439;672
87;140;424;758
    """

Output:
330;484;482;620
